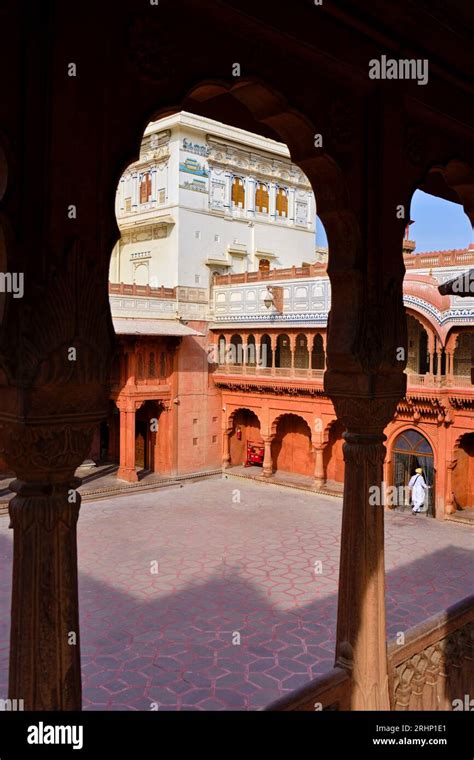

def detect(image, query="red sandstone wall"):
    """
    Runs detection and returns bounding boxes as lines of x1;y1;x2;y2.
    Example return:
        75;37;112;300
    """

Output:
175;324;222;474
453;436;474;508
271;415;314;477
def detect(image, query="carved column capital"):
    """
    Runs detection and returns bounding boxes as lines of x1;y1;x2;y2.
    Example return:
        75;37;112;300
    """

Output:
0;421;97;484
330;394;400;437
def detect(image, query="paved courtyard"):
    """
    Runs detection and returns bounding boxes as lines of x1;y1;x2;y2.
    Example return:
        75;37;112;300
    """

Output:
0;475;472;710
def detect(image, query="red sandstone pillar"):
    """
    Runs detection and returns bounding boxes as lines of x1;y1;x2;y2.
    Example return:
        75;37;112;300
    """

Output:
331;400;396;710
262;435;273;477
222;428;231;469
117;407;138;482
270;335;277;375
445;460;456;515
8;475;83;710
313;443;326;488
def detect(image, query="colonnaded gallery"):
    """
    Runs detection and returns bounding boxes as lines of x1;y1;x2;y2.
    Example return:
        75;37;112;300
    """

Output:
80;112;474;521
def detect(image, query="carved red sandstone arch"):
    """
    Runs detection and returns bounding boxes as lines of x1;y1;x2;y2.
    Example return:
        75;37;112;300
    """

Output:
228;406;262;430
405;307;442;347
270;412;313;440
385;423;438;471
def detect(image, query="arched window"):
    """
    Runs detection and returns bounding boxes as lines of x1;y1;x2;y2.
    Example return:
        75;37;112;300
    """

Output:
453;332;474;376
255;182;269;213
217;335;226;365
276;187;288;218
259;258;270;272
294;334;309;369
230;334;244;365
246;335;256;366
139;171;152;203
231;176;245;208
311;334;325;369
260;334;272;368
275;334;291;368
159;351;166;377
137;353;145;380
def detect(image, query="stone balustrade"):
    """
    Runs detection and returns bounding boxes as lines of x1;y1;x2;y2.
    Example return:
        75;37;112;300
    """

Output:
388;595;474;711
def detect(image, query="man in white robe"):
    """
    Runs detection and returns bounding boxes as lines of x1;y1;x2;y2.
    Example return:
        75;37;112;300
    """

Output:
408;468;430;514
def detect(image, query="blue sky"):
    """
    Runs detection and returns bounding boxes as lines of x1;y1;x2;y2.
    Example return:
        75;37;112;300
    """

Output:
316;190;473;253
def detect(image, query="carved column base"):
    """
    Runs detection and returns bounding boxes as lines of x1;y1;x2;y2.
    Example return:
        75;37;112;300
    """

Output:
117;467;139;482
8;478;82;710
313;443;326;488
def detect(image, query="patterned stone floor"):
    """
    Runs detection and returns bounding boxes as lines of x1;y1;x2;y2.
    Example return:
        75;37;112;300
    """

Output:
0;476;472;711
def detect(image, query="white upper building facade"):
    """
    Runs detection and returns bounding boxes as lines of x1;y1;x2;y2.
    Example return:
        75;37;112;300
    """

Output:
109;112;317;290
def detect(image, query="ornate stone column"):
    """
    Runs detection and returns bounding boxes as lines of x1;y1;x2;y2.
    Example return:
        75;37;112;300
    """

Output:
445;460;456;515
8;459;83;710
427;334;435;378
222;427;231;469
262;434;273;477
289;334;296;373
0;246;114;710
331;397;399;710
313;442;326;488
428;350;434;376
255;334;262;371
270;334;277;374
323;191;407;709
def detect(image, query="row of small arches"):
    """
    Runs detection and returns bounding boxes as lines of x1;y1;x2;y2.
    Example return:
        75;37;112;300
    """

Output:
217;333;325;369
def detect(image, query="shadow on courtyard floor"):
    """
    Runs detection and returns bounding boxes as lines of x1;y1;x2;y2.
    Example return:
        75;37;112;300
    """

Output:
0;529;472;710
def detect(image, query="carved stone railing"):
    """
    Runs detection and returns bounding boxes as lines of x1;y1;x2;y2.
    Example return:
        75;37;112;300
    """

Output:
213;263;328;285
388;595;474;711
404;248;474;270
212;248;474;287
109;282;208;302
215;364;325;380
406;373;473;389
264;596;474;712
264;667;351;711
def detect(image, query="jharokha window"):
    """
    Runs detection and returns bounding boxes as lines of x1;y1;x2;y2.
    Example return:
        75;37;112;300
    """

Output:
139;171;152;204
276;187;288;217
255;182;269;213
160;351;167;377
137;353;145;380
148;351;156;378
231;176;245;208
